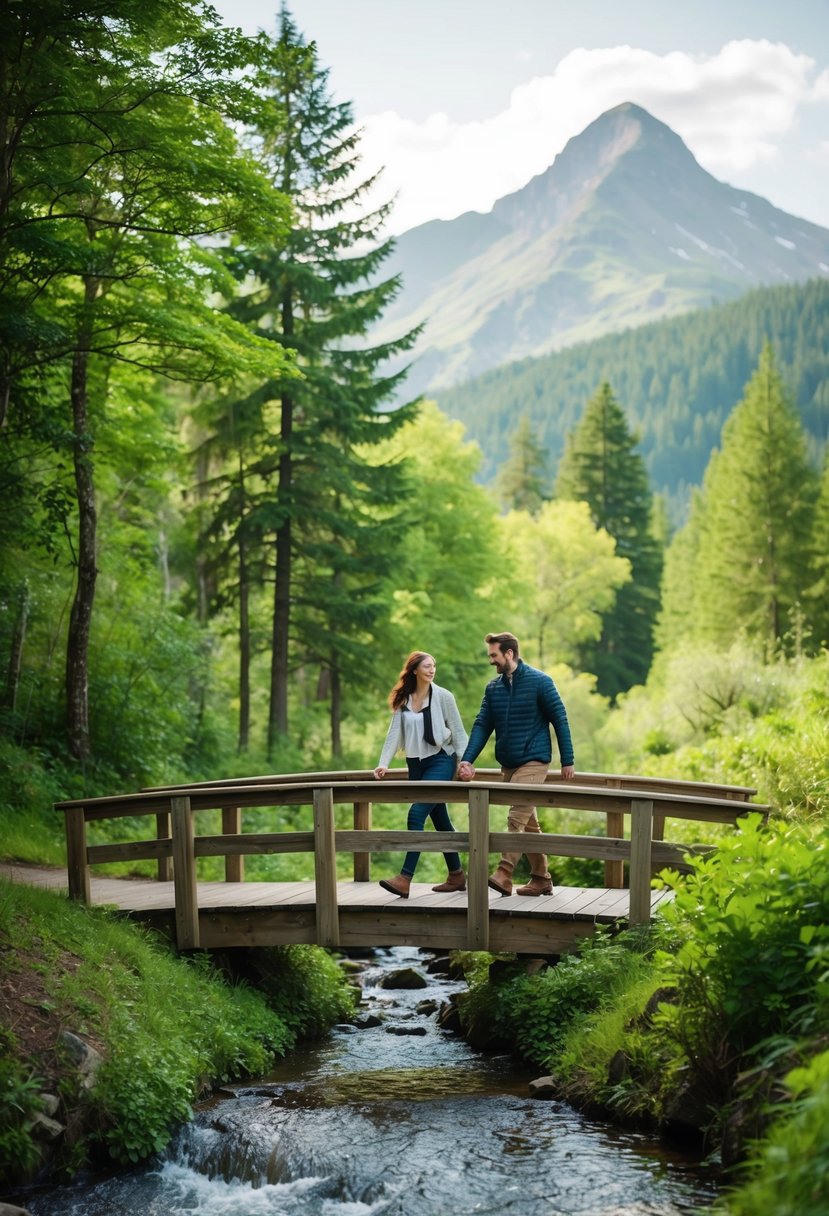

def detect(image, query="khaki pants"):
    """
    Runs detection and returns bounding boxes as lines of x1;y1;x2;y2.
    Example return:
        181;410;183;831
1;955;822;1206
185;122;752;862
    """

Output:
496;760;550;878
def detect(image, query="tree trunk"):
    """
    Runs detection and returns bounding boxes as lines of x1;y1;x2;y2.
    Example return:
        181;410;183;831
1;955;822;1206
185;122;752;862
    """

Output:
268;288;294;759
330;664;342;760
238;523;250;753
5;580;29;712
65;280;99;761
268;492;291;756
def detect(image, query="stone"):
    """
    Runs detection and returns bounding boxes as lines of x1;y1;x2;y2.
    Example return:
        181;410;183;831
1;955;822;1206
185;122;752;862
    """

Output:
0;1204;35;1216
58;1031;104;1089
415;1000;439;1016
528;1076;558;1099
38;1093;60;1117
352;1013;382;1029
378;967;428;990
30;1112;64;1141
385;1024;428;1036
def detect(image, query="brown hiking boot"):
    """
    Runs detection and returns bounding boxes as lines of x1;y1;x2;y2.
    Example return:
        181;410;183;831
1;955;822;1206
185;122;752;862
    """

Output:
487;867;513;896
516;873;553;896
379;873;411;898
432;869;466;892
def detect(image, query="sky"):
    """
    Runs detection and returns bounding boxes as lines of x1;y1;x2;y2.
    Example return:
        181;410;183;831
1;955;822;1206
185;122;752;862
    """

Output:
210;0;829;236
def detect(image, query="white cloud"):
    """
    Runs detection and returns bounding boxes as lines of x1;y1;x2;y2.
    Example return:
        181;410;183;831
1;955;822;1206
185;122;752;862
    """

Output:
356;39;820;234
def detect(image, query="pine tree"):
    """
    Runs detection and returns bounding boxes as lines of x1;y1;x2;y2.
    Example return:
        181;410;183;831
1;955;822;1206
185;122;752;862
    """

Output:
691;343;818;654
807;453;829;648
223;8;419;756
555;381;663;695
495;414;549;514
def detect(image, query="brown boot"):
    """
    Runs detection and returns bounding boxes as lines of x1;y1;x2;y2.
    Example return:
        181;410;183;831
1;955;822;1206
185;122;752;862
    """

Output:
432;869;466;892
379;873;411;898
516;873;553;896
487;867;513;896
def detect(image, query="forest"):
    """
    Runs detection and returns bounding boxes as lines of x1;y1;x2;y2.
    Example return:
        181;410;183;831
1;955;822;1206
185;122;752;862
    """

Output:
2;2;829;1211
439;277;829;520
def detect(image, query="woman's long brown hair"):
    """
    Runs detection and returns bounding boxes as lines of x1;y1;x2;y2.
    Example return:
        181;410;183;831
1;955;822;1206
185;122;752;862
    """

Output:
388;651;431;711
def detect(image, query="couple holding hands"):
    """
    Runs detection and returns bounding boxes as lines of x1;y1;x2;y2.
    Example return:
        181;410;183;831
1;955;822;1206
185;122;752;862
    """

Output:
373;631;575;899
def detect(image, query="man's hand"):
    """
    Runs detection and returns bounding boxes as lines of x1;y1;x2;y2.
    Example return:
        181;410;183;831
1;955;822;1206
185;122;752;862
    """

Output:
373;766;387;779
561;764;575;780
457;760;475;782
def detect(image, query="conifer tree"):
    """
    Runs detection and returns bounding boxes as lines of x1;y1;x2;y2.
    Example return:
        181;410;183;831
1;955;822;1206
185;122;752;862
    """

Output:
691;344;817;654
224;8;419;756
555;381;663;695
495;414;549;515
807;453;829;648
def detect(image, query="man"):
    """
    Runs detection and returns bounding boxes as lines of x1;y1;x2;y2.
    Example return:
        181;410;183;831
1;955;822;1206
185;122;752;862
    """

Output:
458;631;575;896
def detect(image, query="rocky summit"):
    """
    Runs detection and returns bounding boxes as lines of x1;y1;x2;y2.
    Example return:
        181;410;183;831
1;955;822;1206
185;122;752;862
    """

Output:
376;102;829;398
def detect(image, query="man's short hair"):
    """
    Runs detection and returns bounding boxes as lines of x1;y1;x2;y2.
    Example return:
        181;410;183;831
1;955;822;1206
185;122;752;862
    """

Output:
485;632;520;658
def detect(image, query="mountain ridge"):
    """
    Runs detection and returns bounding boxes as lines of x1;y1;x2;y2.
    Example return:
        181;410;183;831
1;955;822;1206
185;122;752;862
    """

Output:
379;103;829;398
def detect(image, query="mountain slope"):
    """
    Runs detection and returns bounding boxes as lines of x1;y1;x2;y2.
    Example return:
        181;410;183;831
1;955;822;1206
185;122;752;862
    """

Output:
379;103;829;398
436;278;829;523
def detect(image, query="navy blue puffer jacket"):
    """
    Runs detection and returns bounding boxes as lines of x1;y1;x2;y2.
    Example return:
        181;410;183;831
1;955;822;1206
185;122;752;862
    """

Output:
461;660;574;769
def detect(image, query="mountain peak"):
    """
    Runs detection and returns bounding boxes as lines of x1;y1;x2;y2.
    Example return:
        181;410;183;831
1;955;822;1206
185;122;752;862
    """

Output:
377;105;829;397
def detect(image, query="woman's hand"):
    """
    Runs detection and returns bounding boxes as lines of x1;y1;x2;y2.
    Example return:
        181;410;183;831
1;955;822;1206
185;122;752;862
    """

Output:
373;766;387;779
457;761;475;781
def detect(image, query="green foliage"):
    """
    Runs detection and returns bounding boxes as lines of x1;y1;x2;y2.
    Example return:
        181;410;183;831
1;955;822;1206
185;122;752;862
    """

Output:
555;381;663;695
495;413;550;514
603;648;829;821
499;501;631;671
250;945;356;1040
653;816;829;1108
459;930;655;1070
439;278;829;521
685;344;818;655
0;882;352;1175
720;1047;829;1216
0;1031;44;1187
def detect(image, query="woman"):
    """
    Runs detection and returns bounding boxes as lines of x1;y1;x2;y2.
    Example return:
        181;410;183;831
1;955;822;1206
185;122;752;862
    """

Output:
374;651;469;898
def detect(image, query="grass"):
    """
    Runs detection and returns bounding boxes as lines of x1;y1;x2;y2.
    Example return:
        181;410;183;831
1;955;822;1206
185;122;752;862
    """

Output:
0;878;355;1183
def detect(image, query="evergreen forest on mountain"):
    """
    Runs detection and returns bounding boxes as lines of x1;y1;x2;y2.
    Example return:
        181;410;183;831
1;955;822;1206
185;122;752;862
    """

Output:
440;278;829;520
1;2;829;1211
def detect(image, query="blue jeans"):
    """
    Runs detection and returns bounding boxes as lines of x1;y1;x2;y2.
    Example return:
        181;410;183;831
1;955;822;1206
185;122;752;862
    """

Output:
401;750;461;878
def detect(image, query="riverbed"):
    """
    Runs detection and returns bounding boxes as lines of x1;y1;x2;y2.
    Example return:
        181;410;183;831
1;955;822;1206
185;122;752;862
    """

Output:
14;947;718;1215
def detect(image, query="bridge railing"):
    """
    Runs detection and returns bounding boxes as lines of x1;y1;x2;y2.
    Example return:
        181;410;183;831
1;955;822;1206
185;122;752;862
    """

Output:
55;774;768;951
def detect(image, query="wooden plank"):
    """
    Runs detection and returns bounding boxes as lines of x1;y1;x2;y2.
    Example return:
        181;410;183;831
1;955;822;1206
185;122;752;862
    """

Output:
156;812;173;882
140;768;756;801
171;796;199;949
313;788;339;947
222;807;244;883
628;799;654;927
488;831;631;861
194;832;315;857
335;830;467;853
353;801;372;882
65;807;90;903
604;809;625;889
467;786;490;950
87;839;173;864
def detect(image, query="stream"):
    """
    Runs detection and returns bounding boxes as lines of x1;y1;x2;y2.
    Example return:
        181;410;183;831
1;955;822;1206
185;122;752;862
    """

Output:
14;947;718;1215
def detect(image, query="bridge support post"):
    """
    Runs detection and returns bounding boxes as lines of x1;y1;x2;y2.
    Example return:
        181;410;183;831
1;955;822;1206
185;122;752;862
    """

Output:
314;787;340;947
65;806;90;903
467;787;490;950
156;812;173;882
628;799;654;927
171;795;200;949
222;807;244;883
353;801;371;881
604;779;625;888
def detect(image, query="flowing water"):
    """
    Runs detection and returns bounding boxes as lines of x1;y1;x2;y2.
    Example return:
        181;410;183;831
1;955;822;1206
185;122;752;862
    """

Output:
13;947;718;1215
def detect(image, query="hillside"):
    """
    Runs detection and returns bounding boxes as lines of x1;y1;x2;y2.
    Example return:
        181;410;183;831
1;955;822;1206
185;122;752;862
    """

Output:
378;103;829;399
435;278;829;520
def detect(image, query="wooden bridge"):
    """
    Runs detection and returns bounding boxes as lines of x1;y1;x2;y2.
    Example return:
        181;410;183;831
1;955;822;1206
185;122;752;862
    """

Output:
54;770;767;956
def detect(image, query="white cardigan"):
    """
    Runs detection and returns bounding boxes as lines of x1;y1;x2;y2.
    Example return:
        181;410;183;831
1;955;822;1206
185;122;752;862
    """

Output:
377;683;469;769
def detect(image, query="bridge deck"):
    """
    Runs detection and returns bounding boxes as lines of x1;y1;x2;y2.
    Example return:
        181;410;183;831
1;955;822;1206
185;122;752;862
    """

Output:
1;865;673;954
